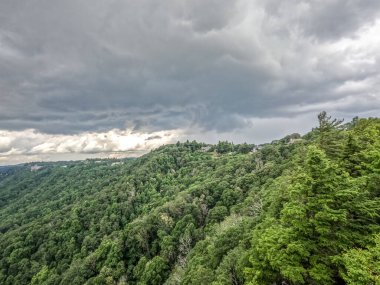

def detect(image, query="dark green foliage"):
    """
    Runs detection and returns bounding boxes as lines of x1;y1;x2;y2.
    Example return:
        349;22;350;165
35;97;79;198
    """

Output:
0;114;379;285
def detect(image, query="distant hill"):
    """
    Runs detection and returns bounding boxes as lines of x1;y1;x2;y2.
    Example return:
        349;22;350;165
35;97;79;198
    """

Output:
1;114;379;285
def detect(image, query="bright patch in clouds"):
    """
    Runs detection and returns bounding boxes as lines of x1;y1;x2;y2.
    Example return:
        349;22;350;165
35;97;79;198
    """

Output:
0;129;180;165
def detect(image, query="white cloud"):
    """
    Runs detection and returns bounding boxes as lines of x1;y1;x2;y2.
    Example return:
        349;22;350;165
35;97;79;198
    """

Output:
0;128;181;164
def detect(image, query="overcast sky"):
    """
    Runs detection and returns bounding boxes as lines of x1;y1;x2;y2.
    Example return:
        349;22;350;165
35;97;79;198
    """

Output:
1;0;380;164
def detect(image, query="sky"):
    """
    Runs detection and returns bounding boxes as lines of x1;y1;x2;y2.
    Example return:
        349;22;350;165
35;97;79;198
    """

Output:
1;0;380;165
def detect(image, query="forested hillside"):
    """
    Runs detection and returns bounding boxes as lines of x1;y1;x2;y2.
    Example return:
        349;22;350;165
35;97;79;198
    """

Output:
1;113;379;285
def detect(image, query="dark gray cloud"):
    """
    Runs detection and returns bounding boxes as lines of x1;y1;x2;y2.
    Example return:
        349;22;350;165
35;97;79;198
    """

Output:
0;0;379;138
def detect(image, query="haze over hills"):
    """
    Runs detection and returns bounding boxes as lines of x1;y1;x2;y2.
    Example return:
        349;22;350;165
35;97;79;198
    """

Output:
1;114;379;285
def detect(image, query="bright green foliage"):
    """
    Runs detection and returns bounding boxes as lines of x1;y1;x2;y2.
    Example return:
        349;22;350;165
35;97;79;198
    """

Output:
0;114;379;285
246;116;380;285
140;256;169;285
30;266;50;285
339;234;380;285
247;146;379;284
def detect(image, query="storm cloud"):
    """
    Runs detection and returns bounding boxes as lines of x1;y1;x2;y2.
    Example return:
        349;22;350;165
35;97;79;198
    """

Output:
1;0;380;163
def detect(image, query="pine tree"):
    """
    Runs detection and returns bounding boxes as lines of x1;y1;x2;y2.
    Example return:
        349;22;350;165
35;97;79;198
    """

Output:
247;146;380;285
316;111;345;158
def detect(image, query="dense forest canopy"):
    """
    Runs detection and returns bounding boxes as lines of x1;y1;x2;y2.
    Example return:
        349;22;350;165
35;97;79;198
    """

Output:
0;114;379;285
